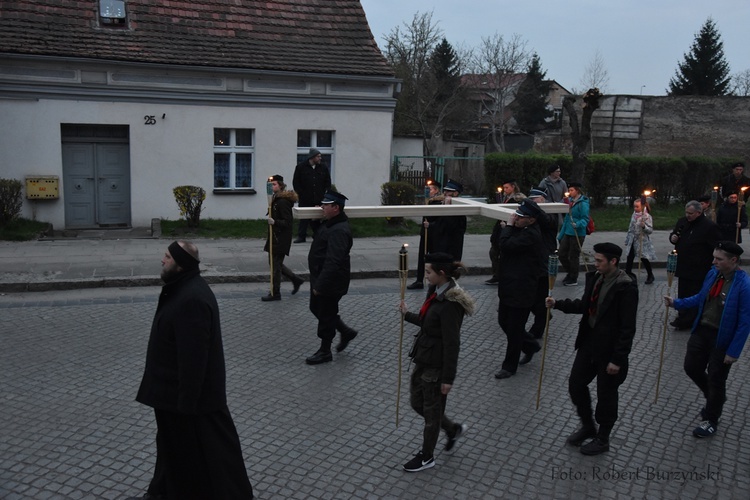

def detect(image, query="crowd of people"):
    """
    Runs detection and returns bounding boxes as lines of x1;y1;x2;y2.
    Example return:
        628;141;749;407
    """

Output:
126;157;750;498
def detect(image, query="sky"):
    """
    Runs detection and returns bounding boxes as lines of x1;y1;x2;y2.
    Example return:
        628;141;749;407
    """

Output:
358;0;750;95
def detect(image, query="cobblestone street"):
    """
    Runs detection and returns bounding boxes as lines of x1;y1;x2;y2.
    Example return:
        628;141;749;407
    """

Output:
2;276;749;499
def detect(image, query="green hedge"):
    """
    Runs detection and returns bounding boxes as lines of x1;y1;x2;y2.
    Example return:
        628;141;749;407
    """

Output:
0;178;24;227
485;153;742;207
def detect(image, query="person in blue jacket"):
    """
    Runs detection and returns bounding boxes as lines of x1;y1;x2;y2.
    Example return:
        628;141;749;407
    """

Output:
557;182;590;286
665;241;750;438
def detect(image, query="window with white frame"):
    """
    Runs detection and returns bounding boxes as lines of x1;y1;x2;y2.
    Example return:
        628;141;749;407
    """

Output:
214;128;254;190
297;130;335;180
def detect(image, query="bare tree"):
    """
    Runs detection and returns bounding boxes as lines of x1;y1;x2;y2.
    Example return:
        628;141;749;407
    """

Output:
576;49;610;94
383;12;470;157
471;33;531;152
562;88;603;183
731;69;750;96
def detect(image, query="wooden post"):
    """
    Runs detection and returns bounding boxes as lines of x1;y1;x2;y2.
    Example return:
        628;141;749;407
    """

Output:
397;244;409;427
536;253;559;410
267;178;274;296
655;250;678;403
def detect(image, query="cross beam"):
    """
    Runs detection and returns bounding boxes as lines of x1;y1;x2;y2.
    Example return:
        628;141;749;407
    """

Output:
293;197;569;222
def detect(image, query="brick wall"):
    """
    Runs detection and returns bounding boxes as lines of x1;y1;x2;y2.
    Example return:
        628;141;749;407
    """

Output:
536;95;750;162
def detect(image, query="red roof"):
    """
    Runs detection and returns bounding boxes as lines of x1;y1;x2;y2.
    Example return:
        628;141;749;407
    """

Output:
0;0;393;76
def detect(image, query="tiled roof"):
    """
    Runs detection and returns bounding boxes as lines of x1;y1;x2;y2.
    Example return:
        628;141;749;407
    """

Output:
0;0;393;77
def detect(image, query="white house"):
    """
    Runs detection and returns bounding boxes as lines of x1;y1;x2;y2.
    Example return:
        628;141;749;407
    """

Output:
0;0;397;229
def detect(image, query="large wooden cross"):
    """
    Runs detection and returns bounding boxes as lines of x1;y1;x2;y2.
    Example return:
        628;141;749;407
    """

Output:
293;198;570;221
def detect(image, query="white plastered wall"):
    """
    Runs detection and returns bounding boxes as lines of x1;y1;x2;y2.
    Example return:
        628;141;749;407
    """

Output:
0;98;394;228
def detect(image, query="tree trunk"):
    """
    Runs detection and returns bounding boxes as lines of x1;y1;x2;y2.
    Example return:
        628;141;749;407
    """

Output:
562;89;602;182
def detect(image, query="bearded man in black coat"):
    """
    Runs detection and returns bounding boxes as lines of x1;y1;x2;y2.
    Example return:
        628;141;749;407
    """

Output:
132;241;254;500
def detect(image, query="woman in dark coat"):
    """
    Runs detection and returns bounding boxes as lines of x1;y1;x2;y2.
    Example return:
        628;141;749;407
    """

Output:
399;253;475;472
262;174;304;301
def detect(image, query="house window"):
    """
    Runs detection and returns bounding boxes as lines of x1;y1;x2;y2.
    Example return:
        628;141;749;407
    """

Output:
214;128;254;190
297;130;335;179
99;0;128;27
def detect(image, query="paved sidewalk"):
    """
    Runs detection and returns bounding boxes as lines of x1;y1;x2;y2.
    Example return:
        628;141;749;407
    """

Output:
0;229;709;292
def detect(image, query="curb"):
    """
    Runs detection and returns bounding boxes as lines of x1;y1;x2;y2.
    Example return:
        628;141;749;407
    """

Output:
0;267;494;293
0;261;675;293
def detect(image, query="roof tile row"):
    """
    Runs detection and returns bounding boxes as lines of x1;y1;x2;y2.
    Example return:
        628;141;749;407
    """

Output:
0;0;393;76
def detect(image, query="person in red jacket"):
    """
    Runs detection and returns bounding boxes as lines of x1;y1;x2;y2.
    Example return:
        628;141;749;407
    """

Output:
399;253;475;472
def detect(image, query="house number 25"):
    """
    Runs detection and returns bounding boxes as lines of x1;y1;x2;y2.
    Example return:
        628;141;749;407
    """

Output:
144;115;157;125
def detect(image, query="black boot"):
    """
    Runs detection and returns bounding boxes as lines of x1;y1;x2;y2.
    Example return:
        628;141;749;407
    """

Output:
306;340;332;365
305;349;332;365
292;277;304;295
580;426;611;455
566;422;597;447
336;319;358;352
261;293;281;302
643;260;654;285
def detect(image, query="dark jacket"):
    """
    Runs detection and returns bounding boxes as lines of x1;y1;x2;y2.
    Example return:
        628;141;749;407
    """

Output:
405;280;475;384
264;190;298;255
669;215;721;278
497;223;546;308
537;211;558;255
136;269;227;414
292;161;331;207
308;211;352;296
421;197;443;253
431;214;467;261
716;200;748;243
554;270;638;367
720;174;750;201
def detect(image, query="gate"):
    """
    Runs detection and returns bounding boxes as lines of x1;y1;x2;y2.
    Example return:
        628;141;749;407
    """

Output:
61;125;131;228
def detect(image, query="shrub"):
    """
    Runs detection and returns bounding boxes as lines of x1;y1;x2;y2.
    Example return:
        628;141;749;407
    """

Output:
484;153;574;199
0;178;23;227
381;181;417;225
173;185;206;227
585;154;629;208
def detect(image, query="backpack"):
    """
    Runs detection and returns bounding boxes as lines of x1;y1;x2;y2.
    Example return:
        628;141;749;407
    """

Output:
586;216;595;235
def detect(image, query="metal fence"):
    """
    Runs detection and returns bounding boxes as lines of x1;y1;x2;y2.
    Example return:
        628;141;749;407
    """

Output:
392;156;485;199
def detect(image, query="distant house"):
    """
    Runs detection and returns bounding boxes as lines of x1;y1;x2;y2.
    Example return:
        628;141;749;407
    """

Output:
461;73;571;150
0;1;397;229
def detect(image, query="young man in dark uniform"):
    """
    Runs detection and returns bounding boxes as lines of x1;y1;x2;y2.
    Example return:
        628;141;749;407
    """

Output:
305;190;358;364
547;243;638;456
494;199;545;379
